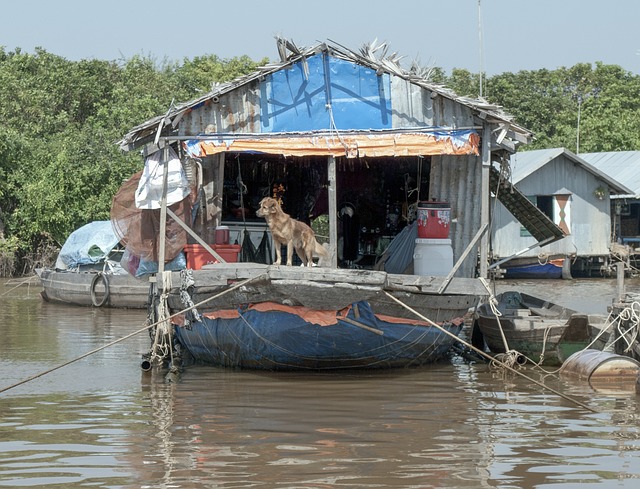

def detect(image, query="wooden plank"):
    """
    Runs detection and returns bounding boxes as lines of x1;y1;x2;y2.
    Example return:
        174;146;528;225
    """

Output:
438;223;488;293
385;274;487;296
267;266;387;285
339;317;384;335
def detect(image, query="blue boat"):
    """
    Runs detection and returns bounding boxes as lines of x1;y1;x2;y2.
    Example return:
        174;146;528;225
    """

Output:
172;299;463;370
137;263;480;371
502;258;564;279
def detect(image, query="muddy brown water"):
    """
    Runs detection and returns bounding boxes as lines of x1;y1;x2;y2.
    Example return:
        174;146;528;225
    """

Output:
1;277;639;488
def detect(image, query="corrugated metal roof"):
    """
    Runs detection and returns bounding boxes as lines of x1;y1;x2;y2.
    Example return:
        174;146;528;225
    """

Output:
510;148;632;194
118;37;532;152
579;151;640;198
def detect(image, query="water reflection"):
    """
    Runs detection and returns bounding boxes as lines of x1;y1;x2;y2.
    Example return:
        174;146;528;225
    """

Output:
135;366;492;488
0;392;142;487
1;278;640;488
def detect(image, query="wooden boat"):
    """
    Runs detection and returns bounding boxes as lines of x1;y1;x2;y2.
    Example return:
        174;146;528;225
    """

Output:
36;221;150;308
37;267;149;309
144;263;482;370
472;291;609;365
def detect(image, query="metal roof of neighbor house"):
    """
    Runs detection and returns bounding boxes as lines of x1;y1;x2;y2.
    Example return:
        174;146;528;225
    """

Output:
118;37;533;152
510;148;632;194
579;151;640;198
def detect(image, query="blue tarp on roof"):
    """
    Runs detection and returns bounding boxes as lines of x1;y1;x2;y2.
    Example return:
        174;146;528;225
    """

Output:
57;221;120;269
260;53;392;132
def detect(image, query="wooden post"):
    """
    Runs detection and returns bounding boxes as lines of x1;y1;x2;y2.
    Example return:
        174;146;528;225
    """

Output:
157;143;170;277
479;125;491;278
328;155;338;267
617;261;625;302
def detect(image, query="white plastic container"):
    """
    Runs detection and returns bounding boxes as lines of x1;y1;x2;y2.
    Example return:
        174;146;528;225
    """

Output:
413;238;454;276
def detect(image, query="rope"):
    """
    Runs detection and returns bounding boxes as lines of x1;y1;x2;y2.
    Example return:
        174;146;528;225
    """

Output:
611;300;640;353
0;274;265;395
478;277;528;366
1;276;37;297
326;104;349;153
150;271;174;366
537;252;550;265
382;290;599;413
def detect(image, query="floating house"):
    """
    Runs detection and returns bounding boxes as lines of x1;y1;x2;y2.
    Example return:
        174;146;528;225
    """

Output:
113;37;572;370
580;151;640;271
118;38;553;279
490;148;631;278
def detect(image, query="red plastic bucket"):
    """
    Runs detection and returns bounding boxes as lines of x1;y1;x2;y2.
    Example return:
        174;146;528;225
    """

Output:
417;201;450;239
215;226;230;245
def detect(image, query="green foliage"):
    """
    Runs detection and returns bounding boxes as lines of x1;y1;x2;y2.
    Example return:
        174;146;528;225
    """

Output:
0;47;263;273
456;62;640;152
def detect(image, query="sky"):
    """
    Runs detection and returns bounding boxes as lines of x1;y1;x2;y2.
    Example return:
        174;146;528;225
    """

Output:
2;0;639;76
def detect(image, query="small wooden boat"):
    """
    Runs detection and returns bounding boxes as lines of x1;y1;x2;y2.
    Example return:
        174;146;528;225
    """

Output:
37;267;149;309
472;291;609;365
37;221;150;308
502;258;565;279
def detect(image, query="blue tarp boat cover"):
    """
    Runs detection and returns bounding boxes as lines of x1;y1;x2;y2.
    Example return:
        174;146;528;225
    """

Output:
56;221;121;269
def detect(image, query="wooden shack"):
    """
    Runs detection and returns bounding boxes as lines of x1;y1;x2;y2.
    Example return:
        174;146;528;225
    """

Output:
118;38;547;279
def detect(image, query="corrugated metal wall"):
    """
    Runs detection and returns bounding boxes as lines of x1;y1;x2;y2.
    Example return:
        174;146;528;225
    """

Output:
179;81;262;136
389;77;476;129
431;154;483;277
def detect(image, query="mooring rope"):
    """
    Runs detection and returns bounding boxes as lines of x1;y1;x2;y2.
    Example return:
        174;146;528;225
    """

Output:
611;300;640;353
478;277;529;368
0;274;266;395
0;276;37;297
382;290;599;413
150;271;174;366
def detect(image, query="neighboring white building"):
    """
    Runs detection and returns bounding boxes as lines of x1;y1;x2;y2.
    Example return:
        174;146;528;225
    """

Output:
580;151;640;244
491;148;631;277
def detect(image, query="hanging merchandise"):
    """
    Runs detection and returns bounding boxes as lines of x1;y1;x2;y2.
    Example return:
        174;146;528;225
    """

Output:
240;229;258;263
256;230;273;265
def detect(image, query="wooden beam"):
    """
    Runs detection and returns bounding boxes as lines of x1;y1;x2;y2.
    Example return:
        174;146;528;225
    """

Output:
479;125;491;278
328;155;338;267
438;223;488;293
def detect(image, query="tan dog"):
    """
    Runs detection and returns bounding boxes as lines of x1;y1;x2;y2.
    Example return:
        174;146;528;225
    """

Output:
256;197;329;267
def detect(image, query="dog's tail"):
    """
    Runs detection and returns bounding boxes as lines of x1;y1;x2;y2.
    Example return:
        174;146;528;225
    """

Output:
314;241;329;258
315;242;331;267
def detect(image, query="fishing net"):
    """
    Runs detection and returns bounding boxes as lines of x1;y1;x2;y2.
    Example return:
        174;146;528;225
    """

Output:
110;170;194;263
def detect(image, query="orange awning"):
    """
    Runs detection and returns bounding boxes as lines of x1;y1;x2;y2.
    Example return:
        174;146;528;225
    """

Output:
183;131;479;159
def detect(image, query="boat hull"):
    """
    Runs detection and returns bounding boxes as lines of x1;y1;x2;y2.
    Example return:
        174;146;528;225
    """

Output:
166;264;482;323
474;291;607;365
502;258;564;279
37;268;150;308
173;300;463;370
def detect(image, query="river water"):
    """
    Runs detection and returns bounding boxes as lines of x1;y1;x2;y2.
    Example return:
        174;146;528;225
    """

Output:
1;277;639;488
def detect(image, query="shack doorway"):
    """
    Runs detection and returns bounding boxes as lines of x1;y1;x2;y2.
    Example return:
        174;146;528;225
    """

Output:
217;153;431;269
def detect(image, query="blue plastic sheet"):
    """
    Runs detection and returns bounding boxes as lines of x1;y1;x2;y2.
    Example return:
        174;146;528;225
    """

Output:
56;221;120;269
261;53;392;132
